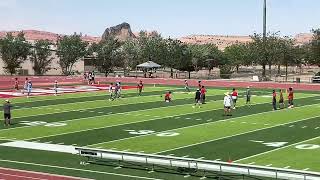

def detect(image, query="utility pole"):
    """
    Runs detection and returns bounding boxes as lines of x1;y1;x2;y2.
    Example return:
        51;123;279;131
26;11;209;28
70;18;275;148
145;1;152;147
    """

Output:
262;0;267;78
263;0;267;41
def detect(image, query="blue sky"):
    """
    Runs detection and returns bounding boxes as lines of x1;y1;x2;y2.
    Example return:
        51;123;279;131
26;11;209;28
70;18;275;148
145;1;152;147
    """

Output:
0;0;319;37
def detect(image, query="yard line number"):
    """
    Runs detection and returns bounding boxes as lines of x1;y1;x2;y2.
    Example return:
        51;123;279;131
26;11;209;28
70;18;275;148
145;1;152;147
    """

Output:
250;140;320;150
20;121;67;127
124;130;179;137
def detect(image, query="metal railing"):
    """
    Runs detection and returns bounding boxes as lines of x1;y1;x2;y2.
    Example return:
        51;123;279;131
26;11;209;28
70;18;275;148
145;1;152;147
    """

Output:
75;147;320;180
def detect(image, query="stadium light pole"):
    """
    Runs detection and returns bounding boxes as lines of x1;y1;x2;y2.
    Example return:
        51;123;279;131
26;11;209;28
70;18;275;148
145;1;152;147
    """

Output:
262;0;267;78
263;0;267;41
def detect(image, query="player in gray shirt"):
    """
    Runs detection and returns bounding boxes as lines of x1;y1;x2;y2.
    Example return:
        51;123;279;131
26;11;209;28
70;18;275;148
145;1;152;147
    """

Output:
3;99;13;126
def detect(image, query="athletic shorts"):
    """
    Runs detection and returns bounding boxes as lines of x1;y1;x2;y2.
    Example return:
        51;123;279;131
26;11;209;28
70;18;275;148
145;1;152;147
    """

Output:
195;99;201;103
224;106;231;109
288;99;293;106
4;113;11;119
279;99;284;103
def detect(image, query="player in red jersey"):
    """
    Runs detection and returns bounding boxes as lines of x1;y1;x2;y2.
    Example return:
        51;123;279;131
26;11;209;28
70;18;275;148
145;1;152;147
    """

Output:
200;86;207;104
231;88;238;109
287;87;294;108
164;91;172;102
14;78;19;91
137;80;144;96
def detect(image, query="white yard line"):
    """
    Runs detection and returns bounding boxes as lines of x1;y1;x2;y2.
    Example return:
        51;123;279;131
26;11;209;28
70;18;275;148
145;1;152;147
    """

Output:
234;136;320;162
0;159;163;180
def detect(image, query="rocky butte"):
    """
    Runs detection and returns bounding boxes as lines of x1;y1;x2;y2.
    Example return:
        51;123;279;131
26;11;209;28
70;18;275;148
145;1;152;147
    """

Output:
101;22;136;42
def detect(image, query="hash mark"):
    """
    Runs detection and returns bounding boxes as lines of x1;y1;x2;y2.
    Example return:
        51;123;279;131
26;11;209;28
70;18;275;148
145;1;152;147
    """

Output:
266;164;272;167
303;168;310;171
284;166;291;169
289;125;295;128
302;126;307;129
248;162;255;165
315;127;319;129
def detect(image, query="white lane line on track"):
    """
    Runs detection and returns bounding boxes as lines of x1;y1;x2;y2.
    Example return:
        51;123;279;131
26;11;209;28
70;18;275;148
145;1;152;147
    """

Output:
0;159;163;180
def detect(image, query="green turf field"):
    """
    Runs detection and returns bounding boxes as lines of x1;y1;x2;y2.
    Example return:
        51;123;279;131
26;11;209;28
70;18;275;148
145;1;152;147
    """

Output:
0;85;319;180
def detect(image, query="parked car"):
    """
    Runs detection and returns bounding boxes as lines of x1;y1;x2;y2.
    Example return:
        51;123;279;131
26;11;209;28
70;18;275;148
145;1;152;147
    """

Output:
312;72;320;83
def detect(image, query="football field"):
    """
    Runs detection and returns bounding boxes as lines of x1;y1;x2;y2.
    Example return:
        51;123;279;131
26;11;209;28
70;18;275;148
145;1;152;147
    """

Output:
0;85;320;180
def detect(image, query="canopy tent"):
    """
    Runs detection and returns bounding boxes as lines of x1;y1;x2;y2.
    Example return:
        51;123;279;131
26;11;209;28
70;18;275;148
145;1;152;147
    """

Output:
136;61;161;78
136;61;161;69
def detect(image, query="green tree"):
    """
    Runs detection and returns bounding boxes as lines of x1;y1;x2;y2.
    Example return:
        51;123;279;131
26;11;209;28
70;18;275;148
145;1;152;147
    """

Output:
30;39;54;75
0;32;31;75
90;36;122;76
224;43;248;73
56;34;88;75
309;29;320;66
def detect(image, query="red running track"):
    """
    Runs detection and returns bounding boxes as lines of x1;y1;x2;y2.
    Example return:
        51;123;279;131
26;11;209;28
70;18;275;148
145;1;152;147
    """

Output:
0;167;90;180
1;76;320;91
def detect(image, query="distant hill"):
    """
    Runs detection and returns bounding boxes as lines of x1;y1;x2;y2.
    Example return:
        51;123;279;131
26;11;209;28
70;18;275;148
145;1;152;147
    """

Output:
0;30;101;43
179;33;313;50
0;25;313;49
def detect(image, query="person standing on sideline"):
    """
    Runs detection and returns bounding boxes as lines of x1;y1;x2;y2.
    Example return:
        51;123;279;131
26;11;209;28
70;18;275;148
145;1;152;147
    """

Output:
91;71;95;84
184;80;190;92
231;88;238;109
14;78;19;91
22;78;28;94
88;72;92;85
137;80;144;96
3;99;13;126
224;92;232;116
27;80;32;98
246;86;251;105
287;87;294;108
272;89;277;111
279;89;284;109
53;80;58;96
193;89;201;108
200;86;207;104
108;83;114;101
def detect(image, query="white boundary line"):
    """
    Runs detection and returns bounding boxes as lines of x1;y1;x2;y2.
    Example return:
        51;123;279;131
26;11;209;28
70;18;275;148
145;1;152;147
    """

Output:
234;136;320;162
89;102;320;148
155;114;320;154
0;159;163;180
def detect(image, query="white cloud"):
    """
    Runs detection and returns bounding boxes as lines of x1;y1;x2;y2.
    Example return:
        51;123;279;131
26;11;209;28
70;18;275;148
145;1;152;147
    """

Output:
0;0;17;9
